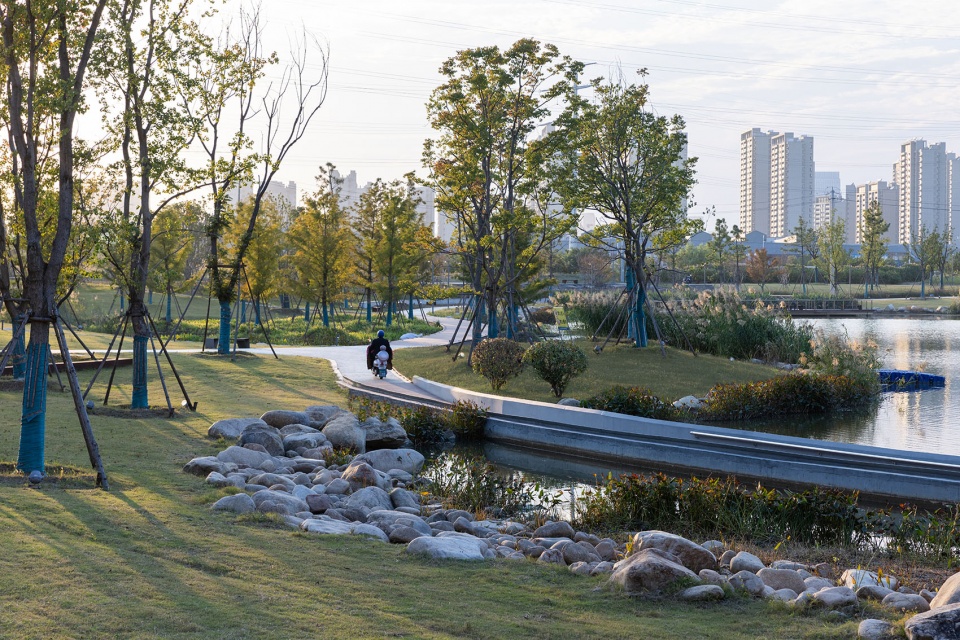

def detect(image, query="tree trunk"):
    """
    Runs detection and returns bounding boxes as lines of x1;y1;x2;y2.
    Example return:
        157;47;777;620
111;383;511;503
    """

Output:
217;300;232;354
17;323;50;474
165;283;173;323
11;313;26;379
130;300;150;409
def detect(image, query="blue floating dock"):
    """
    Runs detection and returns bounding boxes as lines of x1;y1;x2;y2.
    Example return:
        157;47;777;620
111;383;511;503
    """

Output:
879;369;946;389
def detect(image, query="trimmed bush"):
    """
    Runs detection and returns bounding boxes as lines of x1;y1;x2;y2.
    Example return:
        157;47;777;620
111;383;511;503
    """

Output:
580;386;679;421
523;340;588;398
471;338;526;390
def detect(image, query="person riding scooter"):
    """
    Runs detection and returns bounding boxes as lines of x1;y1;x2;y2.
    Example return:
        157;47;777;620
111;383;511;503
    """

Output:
366;330;393;375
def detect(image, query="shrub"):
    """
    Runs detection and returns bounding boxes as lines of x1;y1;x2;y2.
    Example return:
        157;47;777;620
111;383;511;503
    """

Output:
471;338;526;390
701;372;877;421
449;400;487;440
527;307;556;325
561;290;624;336
523;340;588;398
398;406;452;448
580;386;679;420
799;328;881;392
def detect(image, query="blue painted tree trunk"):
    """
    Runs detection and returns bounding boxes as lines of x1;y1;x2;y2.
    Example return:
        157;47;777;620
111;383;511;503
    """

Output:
131;334;149;409
148;290;153;304
366;292;372;323
17;339;47;474
11;314;26;379
408;293;414;320
322;301;329;327
217;301;232;355
304;302;310;322
625;270;636;342
254;301;261;324
165;290;173;323
386;300;393;327
633;284;648;348
487;295;499;338
241;300;247;323
120;293;125;312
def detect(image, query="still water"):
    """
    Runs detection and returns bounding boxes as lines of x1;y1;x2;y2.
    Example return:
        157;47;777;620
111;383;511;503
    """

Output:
734;317;960;457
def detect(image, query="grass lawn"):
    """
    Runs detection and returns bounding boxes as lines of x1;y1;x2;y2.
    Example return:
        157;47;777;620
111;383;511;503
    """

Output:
396;339;781;403
0;347;884;639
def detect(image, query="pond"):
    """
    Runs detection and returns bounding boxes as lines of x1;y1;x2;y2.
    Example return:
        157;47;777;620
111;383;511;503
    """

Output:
463;316;960;495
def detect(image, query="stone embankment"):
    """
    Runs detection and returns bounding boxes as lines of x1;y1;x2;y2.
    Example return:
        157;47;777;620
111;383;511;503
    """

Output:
186;404;960;640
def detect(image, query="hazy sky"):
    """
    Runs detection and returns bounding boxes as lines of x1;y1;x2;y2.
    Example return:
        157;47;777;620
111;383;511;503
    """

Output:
212;0;960;229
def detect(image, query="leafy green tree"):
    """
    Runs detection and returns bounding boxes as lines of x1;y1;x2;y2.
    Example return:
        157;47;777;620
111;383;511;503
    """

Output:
353;179;387;322
906;225;942;298
549;70;697;347
710;218;730;284
858;200;889;295
0;0;109;479
745;248;778;293
932;226;955;291
816;218;850;297
288;165;354;327
791;216;818;293
149;201;201;322
424;39;578;344
730;224;746;288
230;197;285;325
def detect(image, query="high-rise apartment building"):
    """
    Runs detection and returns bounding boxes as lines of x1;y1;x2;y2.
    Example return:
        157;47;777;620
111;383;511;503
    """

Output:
949;153;960;245
854;181;899;244
894;140;950;244
739;128;774;235
769;132;815;237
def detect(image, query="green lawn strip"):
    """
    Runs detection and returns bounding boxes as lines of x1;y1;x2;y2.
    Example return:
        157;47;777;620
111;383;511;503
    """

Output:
396;340;780;403
0;352;885;638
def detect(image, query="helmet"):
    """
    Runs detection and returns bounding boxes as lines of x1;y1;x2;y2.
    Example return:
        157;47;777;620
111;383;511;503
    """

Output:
377;330;385;338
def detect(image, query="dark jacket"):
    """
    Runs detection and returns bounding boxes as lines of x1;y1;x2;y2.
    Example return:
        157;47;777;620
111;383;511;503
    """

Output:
367;337;393;369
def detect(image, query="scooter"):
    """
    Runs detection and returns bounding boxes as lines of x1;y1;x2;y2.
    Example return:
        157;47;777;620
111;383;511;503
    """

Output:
375;358;388;379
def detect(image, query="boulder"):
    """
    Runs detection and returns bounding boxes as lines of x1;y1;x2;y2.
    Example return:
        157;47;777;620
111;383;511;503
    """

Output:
882;592;929;614
557;398;580;407
305;494;335;514
183;456;222;477
389;488;421;511
240;423;284;457
211;493;256;514
282;431;329;452
842;568;898;591
857;619;897;640
353;449;424;475
322;414;366;453
209;417;265;440
729;551;765;574
261;410;312;429
770;589;799;602
537;548;565;564
248;473;295;491
360;416;408;450
304;405;343;427
930;572;960;609
805;576;836;592
609;548;699;595
352;523;390;543
325;478;351;495
555;541;601;565
341;461;382;491
216;445;272;468
341;486;393;512
366;510;432;537
205;472;233;488
701;540;725;555
757;568;807;593
719;549;736;566
678;584;724;602
904;602;960;640
633;531;717;573
595;539;619;562
728;570;766;596
533;521;576;539
672;395;702;410
300;517;355;535
406;532;492;560
812;586;858;609
568;562;593;576
858;585;895;601
250;490;309;515
389;526;425;544
698;569;726;587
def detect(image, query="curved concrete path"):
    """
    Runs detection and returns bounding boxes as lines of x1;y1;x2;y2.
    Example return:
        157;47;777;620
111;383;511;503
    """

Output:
245;314;463;402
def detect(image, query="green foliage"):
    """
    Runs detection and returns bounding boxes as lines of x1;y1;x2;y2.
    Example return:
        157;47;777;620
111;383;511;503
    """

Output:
471;338;526;390
449;400;488;440
576;473;871;547
527;307;556;325
523;340;588;397
653;287;813;363
700;373;877;421
799;329;881;391
562;290;624;336
580;386;679;420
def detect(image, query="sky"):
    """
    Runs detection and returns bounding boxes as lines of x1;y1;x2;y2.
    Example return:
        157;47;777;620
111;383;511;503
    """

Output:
207;0;960;230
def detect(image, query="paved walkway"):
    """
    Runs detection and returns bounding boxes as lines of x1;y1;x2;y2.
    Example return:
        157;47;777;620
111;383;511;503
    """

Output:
245;314;465;402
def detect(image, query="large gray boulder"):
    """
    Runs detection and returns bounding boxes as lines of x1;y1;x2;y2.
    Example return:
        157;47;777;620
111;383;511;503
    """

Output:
728;570;766;596
217;445;271;468
282;431;329;452
305;405;344;427
366;510;432;537
842;568;898;591
341;461;384;491
882;592;930;614
757;568;807;593
250;489;309;515
609;548;699;595
353;449;424;475
678;585;725;602
811;586;858;609
183;456;222;477
322;413;366;453
729;551;765;574
857;619;897;640
211;493;256;514
389;488;421;511
261;410;313;429
341;486;393;512
300;516;355;535
406;532;492;560
930;572;960;609
633;531;717;573
209;417;265;440
904;602;960;640
360;416;407;450
533;520;576;539
240;423;284;457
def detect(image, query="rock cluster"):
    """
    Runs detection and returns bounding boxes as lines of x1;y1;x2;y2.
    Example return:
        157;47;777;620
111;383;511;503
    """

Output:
191;405;960;638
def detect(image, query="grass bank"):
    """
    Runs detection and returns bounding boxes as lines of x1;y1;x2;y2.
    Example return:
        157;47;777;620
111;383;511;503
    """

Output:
0;351;878;638
395;339;780;403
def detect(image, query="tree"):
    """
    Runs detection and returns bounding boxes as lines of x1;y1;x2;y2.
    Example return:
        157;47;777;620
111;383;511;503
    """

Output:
149;201;201;322
230;197;285;325
791;216;818;294
710;218;730;284
745;248;778;293
353;179;387;323
576;248;615;288
186;7;328;354
424;39;578;345
287;165;354;328
905;225;941;299
0;0;108;477
730;224;746;288
858;200;889;296
816;218;850;297
932;226;955;292
549;70;697;347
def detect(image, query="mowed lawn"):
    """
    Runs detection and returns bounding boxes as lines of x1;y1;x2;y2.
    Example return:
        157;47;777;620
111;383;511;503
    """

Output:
396;339;781;403
0;346;872;639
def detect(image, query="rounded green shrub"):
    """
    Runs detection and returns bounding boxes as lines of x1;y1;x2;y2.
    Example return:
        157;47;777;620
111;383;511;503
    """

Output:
471;338;526;390
580;386;679;420
523;340;588;398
